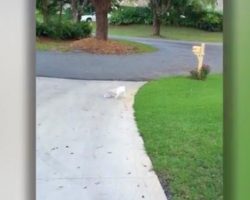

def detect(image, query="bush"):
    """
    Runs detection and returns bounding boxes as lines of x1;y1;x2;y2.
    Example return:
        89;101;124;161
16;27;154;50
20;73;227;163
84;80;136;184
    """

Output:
190;64;210;80
176;5;206;27
63;8;74;21
161;5;223;32
110;6;153;25
36;20;92;39
198;11;223;32
161;10;188;26
36;22;52;36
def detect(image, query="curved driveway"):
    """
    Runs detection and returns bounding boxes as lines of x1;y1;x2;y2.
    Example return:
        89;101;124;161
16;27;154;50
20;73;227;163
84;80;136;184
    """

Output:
36;36;222;81
37;78;167;200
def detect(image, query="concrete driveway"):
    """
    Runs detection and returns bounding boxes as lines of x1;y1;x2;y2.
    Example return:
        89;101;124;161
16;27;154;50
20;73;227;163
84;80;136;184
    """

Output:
36;36;222;81
37;77;167;200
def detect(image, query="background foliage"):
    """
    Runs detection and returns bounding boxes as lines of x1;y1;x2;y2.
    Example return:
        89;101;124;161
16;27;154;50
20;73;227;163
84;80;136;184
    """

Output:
110;5;222;32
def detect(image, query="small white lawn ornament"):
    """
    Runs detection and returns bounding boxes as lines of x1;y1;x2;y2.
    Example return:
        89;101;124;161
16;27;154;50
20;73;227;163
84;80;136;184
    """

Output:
192;43;205;75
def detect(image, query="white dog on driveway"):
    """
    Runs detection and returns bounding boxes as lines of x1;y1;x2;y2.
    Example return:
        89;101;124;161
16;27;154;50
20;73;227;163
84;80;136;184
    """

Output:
104;86;126;99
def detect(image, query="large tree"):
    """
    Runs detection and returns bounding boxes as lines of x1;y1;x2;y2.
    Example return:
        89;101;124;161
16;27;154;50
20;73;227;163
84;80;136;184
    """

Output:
149;0;171;36
91;0;111;40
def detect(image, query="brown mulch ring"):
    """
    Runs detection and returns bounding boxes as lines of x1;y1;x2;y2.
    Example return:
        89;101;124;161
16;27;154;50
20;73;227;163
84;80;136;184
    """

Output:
70;37;137;55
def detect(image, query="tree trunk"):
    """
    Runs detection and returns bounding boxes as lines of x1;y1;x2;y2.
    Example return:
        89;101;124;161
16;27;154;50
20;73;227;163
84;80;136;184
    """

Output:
77;3;83;23
77;10;82;22
91;0;111;40
150;0;171;36
71;0;78;23
77;0;86;23
153;13;161;36
42;0;49;24
95;9;108;40
59;0;63;23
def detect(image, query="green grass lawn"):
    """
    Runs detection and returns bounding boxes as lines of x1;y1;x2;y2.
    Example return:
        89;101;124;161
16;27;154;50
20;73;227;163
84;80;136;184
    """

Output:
134;75;223;200
107;24;222;43
36;38;73;52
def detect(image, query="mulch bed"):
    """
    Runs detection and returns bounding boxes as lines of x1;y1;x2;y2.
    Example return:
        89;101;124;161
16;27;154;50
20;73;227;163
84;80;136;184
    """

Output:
70;37;137;54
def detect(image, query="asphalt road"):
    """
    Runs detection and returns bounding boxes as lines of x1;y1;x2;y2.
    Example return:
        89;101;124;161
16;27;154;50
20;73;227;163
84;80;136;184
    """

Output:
36;36;223;81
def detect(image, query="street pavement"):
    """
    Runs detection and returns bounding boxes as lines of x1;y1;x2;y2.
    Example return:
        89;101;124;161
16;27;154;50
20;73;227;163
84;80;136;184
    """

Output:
36;36;222;81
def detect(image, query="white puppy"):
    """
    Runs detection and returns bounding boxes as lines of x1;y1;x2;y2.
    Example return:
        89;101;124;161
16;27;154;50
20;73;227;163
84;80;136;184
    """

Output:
104;86;126;99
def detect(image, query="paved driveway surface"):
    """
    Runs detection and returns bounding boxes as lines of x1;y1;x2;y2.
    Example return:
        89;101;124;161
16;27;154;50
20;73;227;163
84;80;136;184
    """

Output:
36;37;222;81
37;77;167;200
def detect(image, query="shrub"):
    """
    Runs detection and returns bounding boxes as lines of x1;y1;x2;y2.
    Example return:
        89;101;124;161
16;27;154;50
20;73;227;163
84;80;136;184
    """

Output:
110;6;153;25
63;8;74;21
162;6;223;32
59;21;92;39
161;10;188;26
36;20;92;39
190;64;210;80
179;5;206;27
36;22;53;36
198;11;223;32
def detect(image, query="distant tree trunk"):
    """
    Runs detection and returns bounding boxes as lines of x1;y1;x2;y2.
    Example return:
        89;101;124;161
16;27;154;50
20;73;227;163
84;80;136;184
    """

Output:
71;0;78;22
77;2;83;23
77;0;88;22
77;10;82;22
150;0;171;36
91;0;111;40
59;0;64;23
42;0;49;24
153;12;161;36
